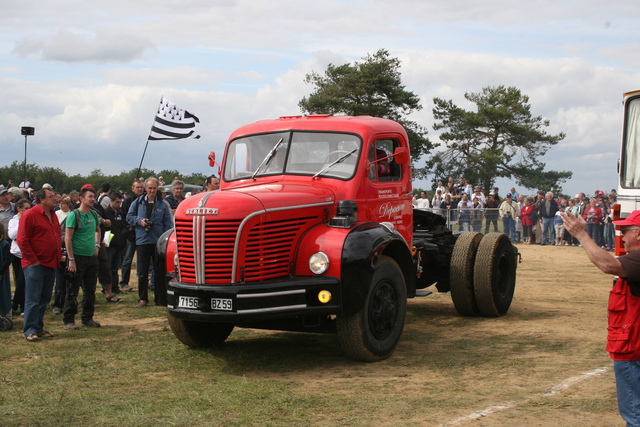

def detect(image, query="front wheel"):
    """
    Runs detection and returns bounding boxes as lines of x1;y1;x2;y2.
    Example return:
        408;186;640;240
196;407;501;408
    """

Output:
337;256;407;362
168;313;234;348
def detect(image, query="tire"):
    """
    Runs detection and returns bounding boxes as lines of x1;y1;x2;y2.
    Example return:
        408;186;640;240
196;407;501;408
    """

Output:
168;313;234;348
449;232;483;316
473;233;517;317
337;256;407;362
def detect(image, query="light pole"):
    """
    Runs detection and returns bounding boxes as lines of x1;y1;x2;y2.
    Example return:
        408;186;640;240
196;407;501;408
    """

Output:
20;127;34;182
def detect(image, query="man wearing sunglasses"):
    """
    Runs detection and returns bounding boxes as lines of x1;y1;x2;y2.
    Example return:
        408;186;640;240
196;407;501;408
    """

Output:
563;210;640;426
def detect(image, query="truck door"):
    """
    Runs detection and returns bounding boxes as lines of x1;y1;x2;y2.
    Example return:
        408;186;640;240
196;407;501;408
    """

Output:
363;136;413;243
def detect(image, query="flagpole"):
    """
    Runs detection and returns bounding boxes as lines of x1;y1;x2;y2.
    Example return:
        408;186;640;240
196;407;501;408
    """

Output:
136;139;151;179
137;96;164;179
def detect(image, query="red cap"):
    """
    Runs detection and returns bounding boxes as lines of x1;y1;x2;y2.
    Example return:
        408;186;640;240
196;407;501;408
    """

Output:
81;184;94;191
613;210;640;227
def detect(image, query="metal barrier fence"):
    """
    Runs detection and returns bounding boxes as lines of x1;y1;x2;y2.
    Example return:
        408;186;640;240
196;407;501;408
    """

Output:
416;207;505;233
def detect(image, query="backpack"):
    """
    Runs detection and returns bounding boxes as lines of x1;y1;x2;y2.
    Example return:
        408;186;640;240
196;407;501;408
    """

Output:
60;208;99;248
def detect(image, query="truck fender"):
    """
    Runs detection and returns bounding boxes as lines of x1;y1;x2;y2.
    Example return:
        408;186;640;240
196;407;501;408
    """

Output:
154;229;175;307
341;222;413;316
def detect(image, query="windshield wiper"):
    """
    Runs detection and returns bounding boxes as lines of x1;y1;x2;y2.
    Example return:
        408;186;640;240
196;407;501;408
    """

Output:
313;149;357;178
252;138;284;180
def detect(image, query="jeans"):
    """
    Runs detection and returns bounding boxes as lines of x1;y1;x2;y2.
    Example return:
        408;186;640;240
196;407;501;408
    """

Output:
459;219;470;232
23;264;55;337
53;263;67;309
542;217;554;244
119;240;136;288
136;244;156;303
502;216;516;242
605;222;615;250
485;216;499;233
97;245;112;292
107;245;125;290
11;255;25;313
614;360;640;427
62;254;98;324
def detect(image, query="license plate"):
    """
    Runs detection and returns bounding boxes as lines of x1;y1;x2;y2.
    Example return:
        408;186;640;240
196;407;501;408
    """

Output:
211;298;232;311
178;296;199;309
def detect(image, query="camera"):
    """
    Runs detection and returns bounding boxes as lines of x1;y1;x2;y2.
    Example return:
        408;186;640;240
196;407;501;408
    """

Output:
144;220;154;232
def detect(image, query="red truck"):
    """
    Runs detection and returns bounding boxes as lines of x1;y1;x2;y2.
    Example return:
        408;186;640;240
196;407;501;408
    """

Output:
156;115;518;362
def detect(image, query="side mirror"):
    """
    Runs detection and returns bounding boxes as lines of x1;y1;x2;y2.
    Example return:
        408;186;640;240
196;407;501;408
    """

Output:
393;147;409;165
208;152;216;167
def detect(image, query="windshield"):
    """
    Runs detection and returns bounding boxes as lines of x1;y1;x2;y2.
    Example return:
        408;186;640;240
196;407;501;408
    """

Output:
224;131;362;181
622;96;640;188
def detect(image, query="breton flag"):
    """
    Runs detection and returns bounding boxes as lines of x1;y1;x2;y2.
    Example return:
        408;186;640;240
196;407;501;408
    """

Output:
148;97;201;140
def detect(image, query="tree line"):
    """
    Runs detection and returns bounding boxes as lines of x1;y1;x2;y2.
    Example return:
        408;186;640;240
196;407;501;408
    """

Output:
0;160;208;195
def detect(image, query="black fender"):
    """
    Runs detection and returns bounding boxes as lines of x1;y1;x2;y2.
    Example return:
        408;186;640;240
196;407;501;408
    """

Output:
154;229;174;307
341;222;414;316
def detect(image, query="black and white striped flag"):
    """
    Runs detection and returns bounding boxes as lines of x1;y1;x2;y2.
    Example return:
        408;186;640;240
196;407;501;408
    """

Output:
148;97;200;140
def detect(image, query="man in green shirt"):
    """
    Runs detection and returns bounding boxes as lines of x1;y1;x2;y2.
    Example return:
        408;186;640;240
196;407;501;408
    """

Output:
62;187;102;330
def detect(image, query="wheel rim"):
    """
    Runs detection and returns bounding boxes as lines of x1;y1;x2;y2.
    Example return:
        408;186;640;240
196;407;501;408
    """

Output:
368;281;398;340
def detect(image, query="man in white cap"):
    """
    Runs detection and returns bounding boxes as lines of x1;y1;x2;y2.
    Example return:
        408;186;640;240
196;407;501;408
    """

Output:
563;210;640;425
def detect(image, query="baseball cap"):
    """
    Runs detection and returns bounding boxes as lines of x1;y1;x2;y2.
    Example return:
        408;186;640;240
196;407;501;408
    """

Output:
8;187;22;198
0;185;7;195
42;183;53;190
436;189;442;193
81;184;94;191
613;211;640;227
505;193;512;198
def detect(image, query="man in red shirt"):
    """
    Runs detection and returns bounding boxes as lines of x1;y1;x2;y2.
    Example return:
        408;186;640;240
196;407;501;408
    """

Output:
563;210;640;425
17;187;61;341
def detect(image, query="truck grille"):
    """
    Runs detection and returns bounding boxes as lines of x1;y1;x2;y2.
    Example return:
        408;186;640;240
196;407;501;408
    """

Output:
175;215;319;284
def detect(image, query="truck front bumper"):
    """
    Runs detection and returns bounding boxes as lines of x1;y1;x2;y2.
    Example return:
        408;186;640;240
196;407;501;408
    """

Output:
167;276;342;322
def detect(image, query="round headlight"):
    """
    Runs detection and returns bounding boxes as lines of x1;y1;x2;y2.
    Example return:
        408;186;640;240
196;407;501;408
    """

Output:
309;252;329;275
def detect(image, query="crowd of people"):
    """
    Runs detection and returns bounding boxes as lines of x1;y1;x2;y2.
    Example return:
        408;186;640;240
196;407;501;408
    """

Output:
0;174;221;341
413;177;617;250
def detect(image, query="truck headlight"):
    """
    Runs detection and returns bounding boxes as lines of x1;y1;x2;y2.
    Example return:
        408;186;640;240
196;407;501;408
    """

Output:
309;252;329;275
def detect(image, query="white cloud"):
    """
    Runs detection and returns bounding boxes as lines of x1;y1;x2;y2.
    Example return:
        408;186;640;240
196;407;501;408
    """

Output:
12;27;156;63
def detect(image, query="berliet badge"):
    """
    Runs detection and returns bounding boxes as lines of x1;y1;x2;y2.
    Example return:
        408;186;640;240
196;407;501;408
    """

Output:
186;208;219;215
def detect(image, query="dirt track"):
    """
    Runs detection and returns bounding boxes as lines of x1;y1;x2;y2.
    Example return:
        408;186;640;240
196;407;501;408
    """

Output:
243;242;622;426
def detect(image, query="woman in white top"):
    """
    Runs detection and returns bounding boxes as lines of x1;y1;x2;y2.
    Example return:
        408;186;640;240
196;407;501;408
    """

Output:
56;196;71;224
7;199;31;314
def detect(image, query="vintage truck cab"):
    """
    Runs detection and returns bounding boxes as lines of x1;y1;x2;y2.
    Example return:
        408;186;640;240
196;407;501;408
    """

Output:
157;115;517;362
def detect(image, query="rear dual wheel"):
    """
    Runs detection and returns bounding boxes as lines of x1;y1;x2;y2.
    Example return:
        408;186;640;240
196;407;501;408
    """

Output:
449;232;516;317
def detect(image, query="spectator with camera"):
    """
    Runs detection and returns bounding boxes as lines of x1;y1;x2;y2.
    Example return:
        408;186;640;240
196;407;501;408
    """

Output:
126;177;172;307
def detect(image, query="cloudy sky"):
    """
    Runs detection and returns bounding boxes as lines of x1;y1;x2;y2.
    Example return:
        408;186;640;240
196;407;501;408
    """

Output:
1;0;639;197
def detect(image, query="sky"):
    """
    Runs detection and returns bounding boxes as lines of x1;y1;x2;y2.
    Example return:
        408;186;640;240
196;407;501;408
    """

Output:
1;0;639;198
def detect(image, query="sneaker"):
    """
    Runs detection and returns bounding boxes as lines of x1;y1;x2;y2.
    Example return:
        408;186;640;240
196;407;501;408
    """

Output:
82;319;101;328
64;323;79;330
25;333;40;341
52;307;61;315
37;330;54;338
120;285;134;292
